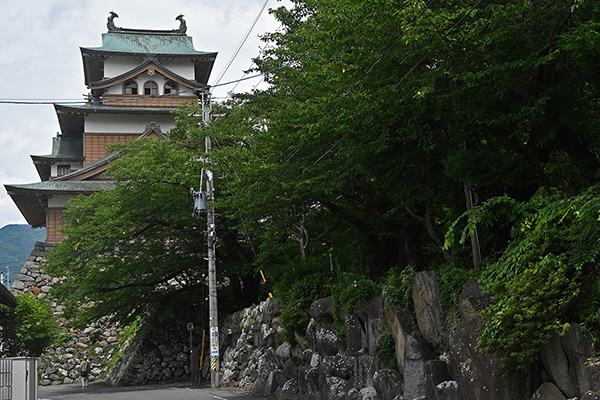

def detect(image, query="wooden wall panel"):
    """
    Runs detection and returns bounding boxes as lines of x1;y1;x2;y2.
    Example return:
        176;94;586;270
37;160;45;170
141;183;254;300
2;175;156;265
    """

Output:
46;208;68;243
83;133;139;166
102;94;197;108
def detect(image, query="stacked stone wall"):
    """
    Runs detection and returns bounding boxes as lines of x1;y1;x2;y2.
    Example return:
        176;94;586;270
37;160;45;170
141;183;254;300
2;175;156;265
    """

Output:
11;242;123;386
218;274;600;400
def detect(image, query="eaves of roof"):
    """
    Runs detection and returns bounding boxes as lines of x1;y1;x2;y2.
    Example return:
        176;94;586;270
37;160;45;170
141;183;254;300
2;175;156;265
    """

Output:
5;180;115;194
54;150;123;182
55;104;176;114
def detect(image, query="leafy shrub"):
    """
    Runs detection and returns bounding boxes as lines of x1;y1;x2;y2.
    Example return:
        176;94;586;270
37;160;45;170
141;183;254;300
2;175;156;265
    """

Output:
479;255;580;374
333;272;381;316
381;265;414;306
278;272;334;343
377;328;396;365
438;266;475;313
457;188;600;374
332;272;381;333
0;293;61;357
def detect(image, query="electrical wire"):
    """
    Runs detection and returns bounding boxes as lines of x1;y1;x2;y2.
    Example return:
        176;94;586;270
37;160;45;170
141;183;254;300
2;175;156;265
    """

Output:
211;0;271;89
274;0;435;171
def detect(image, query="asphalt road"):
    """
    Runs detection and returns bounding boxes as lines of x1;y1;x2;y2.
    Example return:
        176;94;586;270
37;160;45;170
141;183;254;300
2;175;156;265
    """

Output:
38;381;266;400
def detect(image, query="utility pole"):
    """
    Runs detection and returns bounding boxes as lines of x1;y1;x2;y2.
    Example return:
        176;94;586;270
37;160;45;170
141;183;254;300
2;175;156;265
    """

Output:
206;136;220;388
200;92;220;388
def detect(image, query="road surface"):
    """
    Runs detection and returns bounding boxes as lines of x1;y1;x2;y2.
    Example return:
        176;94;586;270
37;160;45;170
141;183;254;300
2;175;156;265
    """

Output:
38;381;265;400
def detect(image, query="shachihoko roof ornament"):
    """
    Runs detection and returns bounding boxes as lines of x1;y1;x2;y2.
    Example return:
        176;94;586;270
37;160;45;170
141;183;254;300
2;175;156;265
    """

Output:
107;12;187;35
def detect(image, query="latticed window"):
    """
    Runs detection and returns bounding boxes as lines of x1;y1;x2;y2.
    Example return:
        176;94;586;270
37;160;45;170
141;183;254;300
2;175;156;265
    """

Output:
123;79;138;95
57;165;71;176
164;80;178;95
144;81;158;96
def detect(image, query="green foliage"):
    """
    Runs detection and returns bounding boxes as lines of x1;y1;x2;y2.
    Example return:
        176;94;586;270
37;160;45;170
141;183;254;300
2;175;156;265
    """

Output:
45;135;257;326
35;0;600;377
0;294;60;357
438;266;476;313
333;273;381;317
278;271;334;343
479;255;580;374
451;187;600;374
331;272;381;334
377;328;396;365
381;266;414;306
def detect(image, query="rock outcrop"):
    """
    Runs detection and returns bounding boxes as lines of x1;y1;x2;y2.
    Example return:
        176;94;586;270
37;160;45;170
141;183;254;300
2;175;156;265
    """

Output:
217;272;599;400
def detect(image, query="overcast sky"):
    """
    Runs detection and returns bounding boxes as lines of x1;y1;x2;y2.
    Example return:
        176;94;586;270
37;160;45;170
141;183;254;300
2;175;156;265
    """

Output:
0;0;288;228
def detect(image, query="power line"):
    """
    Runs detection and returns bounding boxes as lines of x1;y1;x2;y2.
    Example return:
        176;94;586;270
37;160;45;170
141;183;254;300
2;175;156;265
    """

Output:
275;0;435;171
394;0;482;89
211;0;271;89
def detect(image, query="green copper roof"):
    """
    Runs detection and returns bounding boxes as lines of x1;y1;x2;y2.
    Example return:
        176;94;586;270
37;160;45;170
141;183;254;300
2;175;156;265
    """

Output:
32;135;83;161
5;181;115;193
82;32;214;56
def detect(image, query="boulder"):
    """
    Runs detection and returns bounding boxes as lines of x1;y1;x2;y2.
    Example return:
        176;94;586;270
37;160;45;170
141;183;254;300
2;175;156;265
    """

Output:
403;334;432;400
449;279;528;400
298;364;321;400
367;296;386;354
309;297;335;323
372;369;402;400
382;296;415;374
359;386;380;400
412;271;442;346
280;379;303;400
275;342;299;379
540;324;595;397
585;358;600;396
582;391;600;400
345;314;366;352
313;323;346;356
531;382;567;400
425;360;456;400
324;376;350;400
458;278;490;323
322;352;356;381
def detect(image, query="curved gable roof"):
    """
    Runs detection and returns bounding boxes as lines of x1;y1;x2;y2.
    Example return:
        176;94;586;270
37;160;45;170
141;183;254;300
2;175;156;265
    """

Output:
89;59;203;91
81;32;217;85
82;32;213;56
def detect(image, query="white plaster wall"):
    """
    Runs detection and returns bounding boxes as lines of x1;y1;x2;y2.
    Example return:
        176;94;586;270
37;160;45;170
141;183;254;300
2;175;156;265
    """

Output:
104;57;193;82
104;56;143;78
85;114;175;133
48;195;73;208
158;59;194;78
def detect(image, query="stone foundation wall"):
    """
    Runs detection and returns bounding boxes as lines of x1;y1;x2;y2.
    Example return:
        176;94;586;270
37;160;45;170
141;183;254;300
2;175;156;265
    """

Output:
11;242;123;386
107;315;199;386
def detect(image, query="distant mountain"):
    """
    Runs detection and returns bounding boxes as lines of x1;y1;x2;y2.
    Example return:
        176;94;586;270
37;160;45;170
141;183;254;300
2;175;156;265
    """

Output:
0;224;46;287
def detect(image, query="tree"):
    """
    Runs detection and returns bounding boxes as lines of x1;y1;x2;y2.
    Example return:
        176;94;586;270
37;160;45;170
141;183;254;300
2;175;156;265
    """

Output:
45;0;600;375
0;294;60;357
45;133;258;326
